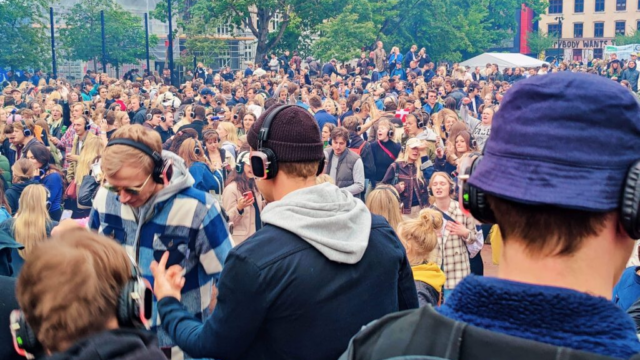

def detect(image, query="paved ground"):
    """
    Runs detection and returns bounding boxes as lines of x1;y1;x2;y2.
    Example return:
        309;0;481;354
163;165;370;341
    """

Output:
481;244;498;277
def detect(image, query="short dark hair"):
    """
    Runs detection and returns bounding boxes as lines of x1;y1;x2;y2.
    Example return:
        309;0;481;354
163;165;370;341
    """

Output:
308;95;323;109
487;195;613;256
330;126;350;143
150;108;163;117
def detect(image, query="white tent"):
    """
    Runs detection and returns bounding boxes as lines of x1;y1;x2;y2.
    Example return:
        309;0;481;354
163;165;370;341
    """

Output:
460;53;548;69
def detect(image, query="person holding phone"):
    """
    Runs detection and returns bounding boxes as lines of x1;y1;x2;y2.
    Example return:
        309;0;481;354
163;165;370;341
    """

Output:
222;151;265;245
88;125;233;359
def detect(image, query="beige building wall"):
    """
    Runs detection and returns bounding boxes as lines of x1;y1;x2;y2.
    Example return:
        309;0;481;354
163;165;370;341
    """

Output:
538;0;640;60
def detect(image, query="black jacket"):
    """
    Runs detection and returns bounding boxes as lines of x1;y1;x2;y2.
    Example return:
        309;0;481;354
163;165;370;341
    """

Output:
370;139;401;182
0;276;22;360
46;329;166;360
177;120;205;140
157;214;418;360
7;179;39;215
348;134;376;179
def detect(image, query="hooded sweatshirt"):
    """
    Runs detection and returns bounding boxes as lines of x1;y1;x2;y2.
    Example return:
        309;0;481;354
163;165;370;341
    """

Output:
157;182;418;360
89;151;233;357
261;182;371;264
412;262;446;307
46;329;165;360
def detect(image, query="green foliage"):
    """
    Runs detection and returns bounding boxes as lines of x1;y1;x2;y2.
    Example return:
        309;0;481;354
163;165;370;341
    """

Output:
60;0;156;74
0;0;52;70
615;30;640;46
526;30;555;56
312;1;376;62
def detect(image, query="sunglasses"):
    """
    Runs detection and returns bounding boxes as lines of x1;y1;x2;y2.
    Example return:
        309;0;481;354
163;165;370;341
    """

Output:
102;173;152;196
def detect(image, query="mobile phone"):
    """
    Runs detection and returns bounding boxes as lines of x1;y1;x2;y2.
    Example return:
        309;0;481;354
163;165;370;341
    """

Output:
243;191;254;201
162;159;173;185
223;162;231;171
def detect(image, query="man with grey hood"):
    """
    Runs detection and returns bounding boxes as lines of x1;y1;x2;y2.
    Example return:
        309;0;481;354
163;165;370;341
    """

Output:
151;105;419;360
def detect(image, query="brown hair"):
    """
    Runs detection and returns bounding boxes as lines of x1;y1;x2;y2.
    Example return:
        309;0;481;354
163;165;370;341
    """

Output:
487;195;613;256
330;126;350;143
102;125;161;178
279;161;321;179
16;229;131;352
308;95;322;109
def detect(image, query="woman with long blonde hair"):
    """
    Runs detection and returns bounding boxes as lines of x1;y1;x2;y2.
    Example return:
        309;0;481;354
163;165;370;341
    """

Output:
0;184;57;275
398;208;446;306
72;136;104;215
366;185;403;232
216;121;239;159
381;138;430;219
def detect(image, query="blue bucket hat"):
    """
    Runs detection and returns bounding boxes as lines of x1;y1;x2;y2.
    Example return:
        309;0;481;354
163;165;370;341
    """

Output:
469;72;640;211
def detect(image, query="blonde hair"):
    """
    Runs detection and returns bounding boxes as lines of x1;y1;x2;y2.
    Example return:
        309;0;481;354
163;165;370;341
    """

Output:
428;171;456;203
398;208;443;265
366;185;403;232
14;185;51;258
102;125;161;178
218;121;239;145
399;144;426;185
315;174;335;185
178;138;208;169
75;136;104;188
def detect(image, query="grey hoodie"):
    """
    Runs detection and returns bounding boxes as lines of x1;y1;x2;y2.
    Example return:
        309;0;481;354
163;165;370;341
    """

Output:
261;182;371;264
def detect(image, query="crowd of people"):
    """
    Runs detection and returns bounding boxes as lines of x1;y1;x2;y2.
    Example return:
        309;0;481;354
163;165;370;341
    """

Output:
0;42;640;360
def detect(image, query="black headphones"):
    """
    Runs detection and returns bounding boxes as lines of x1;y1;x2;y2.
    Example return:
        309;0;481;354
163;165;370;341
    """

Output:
414;111;427;129
461;157;640;238
251;105;324;180
354;106;361;113
236;151;249;174
194;140;203;156
106;139;164;183
20;119;32;137
146;113;165;122
82;102;91;116
81;116;91;131
375;184;401;203
428;176;455;197
388;125;395;138
10;261;152;358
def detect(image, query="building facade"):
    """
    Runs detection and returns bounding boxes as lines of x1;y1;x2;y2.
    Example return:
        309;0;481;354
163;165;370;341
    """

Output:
538;0;640;61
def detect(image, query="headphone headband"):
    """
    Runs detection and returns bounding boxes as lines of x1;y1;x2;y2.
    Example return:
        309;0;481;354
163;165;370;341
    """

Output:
106;138;164;183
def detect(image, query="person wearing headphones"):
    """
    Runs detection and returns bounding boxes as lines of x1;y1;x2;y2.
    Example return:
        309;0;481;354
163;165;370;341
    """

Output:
341;72;640;360
150;105;417;360
325;126;365;197
26;143;64;221
143;108;163;131
221;151;265;244
381;138;430;219
178;138;222;193
177;105;206;140
65;116;97;185
155;109;175;144
11;119;39;160
0;184;56;276
370;118;401;187
309;94;337;130
343;116;376;194
12;228;164;359
88;125;232;359
128;94;147;125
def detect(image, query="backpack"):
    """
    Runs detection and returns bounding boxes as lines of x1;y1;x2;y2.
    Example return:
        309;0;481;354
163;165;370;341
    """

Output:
339;305;631;360
350;142;366;156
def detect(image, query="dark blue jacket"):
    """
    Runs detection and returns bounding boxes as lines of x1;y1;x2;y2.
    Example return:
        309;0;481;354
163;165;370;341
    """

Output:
39;171;63;213
390;67;407;81
322;62;340;77
244;67;253;77
314;109;338;131
6;179;39;215
157;214;418;360
439;276;640;359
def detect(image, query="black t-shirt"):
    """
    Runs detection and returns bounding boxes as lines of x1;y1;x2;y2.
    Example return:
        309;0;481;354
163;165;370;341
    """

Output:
155;126;175;145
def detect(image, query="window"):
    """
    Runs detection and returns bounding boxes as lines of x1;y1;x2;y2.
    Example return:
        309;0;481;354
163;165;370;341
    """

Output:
216;25;230;36
594;22;604;37
617;0;627;10
548;23;562;38
594;49;603;59
549;0;563;13
638;0;640;10
638;20;640;30
616;21;626;35
574;0;584;12
574;23;583;37
573;49;582;61
595;0;605;11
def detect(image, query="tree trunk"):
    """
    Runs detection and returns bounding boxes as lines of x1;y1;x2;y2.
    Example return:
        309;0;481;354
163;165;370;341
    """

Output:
115;64;120;78
93;56;97;72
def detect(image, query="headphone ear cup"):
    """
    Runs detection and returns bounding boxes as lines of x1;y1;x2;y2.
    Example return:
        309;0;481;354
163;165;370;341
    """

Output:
190;111;195;118
12;311;43;356
236;163;244;174
146;113;152;121
388;128;394;138
261;147;279;180
428;187;433;196
621;160;640;238
464;156;497;224
356;125;362;133
316;157;325;176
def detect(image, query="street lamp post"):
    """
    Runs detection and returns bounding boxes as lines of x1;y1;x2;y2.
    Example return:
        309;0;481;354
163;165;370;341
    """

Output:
555;16;564;60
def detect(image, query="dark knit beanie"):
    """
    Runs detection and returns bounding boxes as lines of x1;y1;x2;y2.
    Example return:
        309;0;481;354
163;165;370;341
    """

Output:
247;105;324;163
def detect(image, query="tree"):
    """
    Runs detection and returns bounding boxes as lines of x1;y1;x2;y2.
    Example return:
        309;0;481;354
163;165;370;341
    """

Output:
614;30;640;46
311;1;376;63
0;0;52;71
153;0;345;63
60;0;158;77
526;30;556;57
